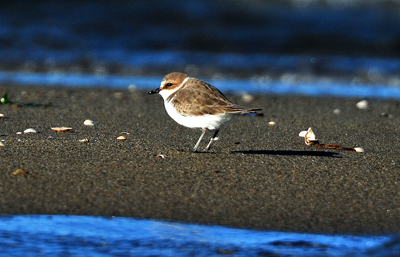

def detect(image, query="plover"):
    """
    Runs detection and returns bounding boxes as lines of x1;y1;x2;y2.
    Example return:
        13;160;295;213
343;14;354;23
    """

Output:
149;72;262;152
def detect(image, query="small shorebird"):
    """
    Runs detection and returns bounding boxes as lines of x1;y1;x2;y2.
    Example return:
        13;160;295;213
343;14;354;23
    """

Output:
149;72;262;152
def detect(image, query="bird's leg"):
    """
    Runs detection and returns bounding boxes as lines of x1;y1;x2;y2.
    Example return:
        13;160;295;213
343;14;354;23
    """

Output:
193;128;207;152
205;129;220;151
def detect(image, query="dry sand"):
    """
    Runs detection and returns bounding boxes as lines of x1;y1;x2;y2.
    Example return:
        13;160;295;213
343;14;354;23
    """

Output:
0;85;399;235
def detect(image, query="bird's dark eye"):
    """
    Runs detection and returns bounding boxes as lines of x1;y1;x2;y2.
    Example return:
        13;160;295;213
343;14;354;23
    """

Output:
165;82;173;88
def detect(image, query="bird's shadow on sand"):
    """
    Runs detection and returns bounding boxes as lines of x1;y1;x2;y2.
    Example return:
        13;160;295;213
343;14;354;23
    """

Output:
231;150;340;158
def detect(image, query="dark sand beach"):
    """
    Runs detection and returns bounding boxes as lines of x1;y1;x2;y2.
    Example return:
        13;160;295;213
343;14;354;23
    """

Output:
0;85;399;235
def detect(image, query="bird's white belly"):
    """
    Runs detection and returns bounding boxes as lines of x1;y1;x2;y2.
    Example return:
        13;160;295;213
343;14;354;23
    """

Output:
164;101;236;130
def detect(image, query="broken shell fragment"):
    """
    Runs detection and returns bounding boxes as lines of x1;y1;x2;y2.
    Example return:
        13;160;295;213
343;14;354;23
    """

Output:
117;136;126;141
51;127;73;132
24;128;37;134
0;142;4;147
0;113;4;118
84;119;97;126
354;147;365;153
79;138;89;143
268;121;276;126
12;169;28;175
300;127;319;145
356;100;368;109
157;154;166;159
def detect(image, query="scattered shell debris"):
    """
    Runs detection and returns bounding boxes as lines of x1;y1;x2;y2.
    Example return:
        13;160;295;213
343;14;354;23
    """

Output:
299;127;364;152
157;154;166;159
356;100;368;109
84;119;97;126
51;127;73;132
79;138;90;143
48;136;55;139
12;169;28;175
117;136;126;141
24;128;37;134
268;121;276;126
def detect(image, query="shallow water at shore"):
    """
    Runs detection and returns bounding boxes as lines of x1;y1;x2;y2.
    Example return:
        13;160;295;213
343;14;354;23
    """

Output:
0;215;396;257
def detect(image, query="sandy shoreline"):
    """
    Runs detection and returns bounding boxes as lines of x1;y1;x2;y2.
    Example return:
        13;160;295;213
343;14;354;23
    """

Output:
0;85;399;235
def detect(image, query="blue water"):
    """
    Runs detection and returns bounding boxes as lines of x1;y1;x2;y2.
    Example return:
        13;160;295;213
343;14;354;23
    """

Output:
1;1;400;256
1;70;400;99
0;215;396;257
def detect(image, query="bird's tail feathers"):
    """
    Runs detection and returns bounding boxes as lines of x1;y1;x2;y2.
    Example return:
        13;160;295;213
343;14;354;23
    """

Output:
241;108;263;117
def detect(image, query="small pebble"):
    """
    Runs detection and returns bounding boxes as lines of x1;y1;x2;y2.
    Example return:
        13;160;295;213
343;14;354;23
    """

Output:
268;121;276;126
24;128;37;134
0;113;4;118
241;93;254;103
117;136;126;141
84;120;97;126
333;109;342;115
356;100;368;109
113;92;124;99
0;142;4;147
128;84;137;92
380;113;391;118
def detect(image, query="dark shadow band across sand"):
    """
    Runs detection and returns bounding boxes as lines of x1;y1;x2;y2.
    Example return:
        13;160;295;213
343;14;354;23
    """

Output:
0;85;399;235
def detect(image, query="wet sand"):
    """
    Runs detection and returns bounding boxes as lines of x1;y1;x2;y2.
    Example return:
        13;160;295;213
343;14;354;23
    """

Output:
0;85;399;235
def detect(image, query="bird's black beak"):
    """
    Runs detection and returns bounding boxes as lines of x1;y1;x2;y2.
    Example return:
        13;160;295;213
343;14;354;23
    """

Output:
149;88;161;94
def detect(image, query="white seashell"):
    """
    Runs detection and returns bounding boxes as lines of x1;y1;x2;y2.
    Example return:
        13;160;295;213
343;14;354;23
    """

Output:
333;109;341;115
356;100;368;109
117;136;126;141
16;132;22;135
79;138;89;143
24;128;37;134
299;131;307;138
303;127;318;145
84;119;97;126
268;121;276;126
0;113;4;118
157;154;166;159
354;147;364;153
51;127;72;132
